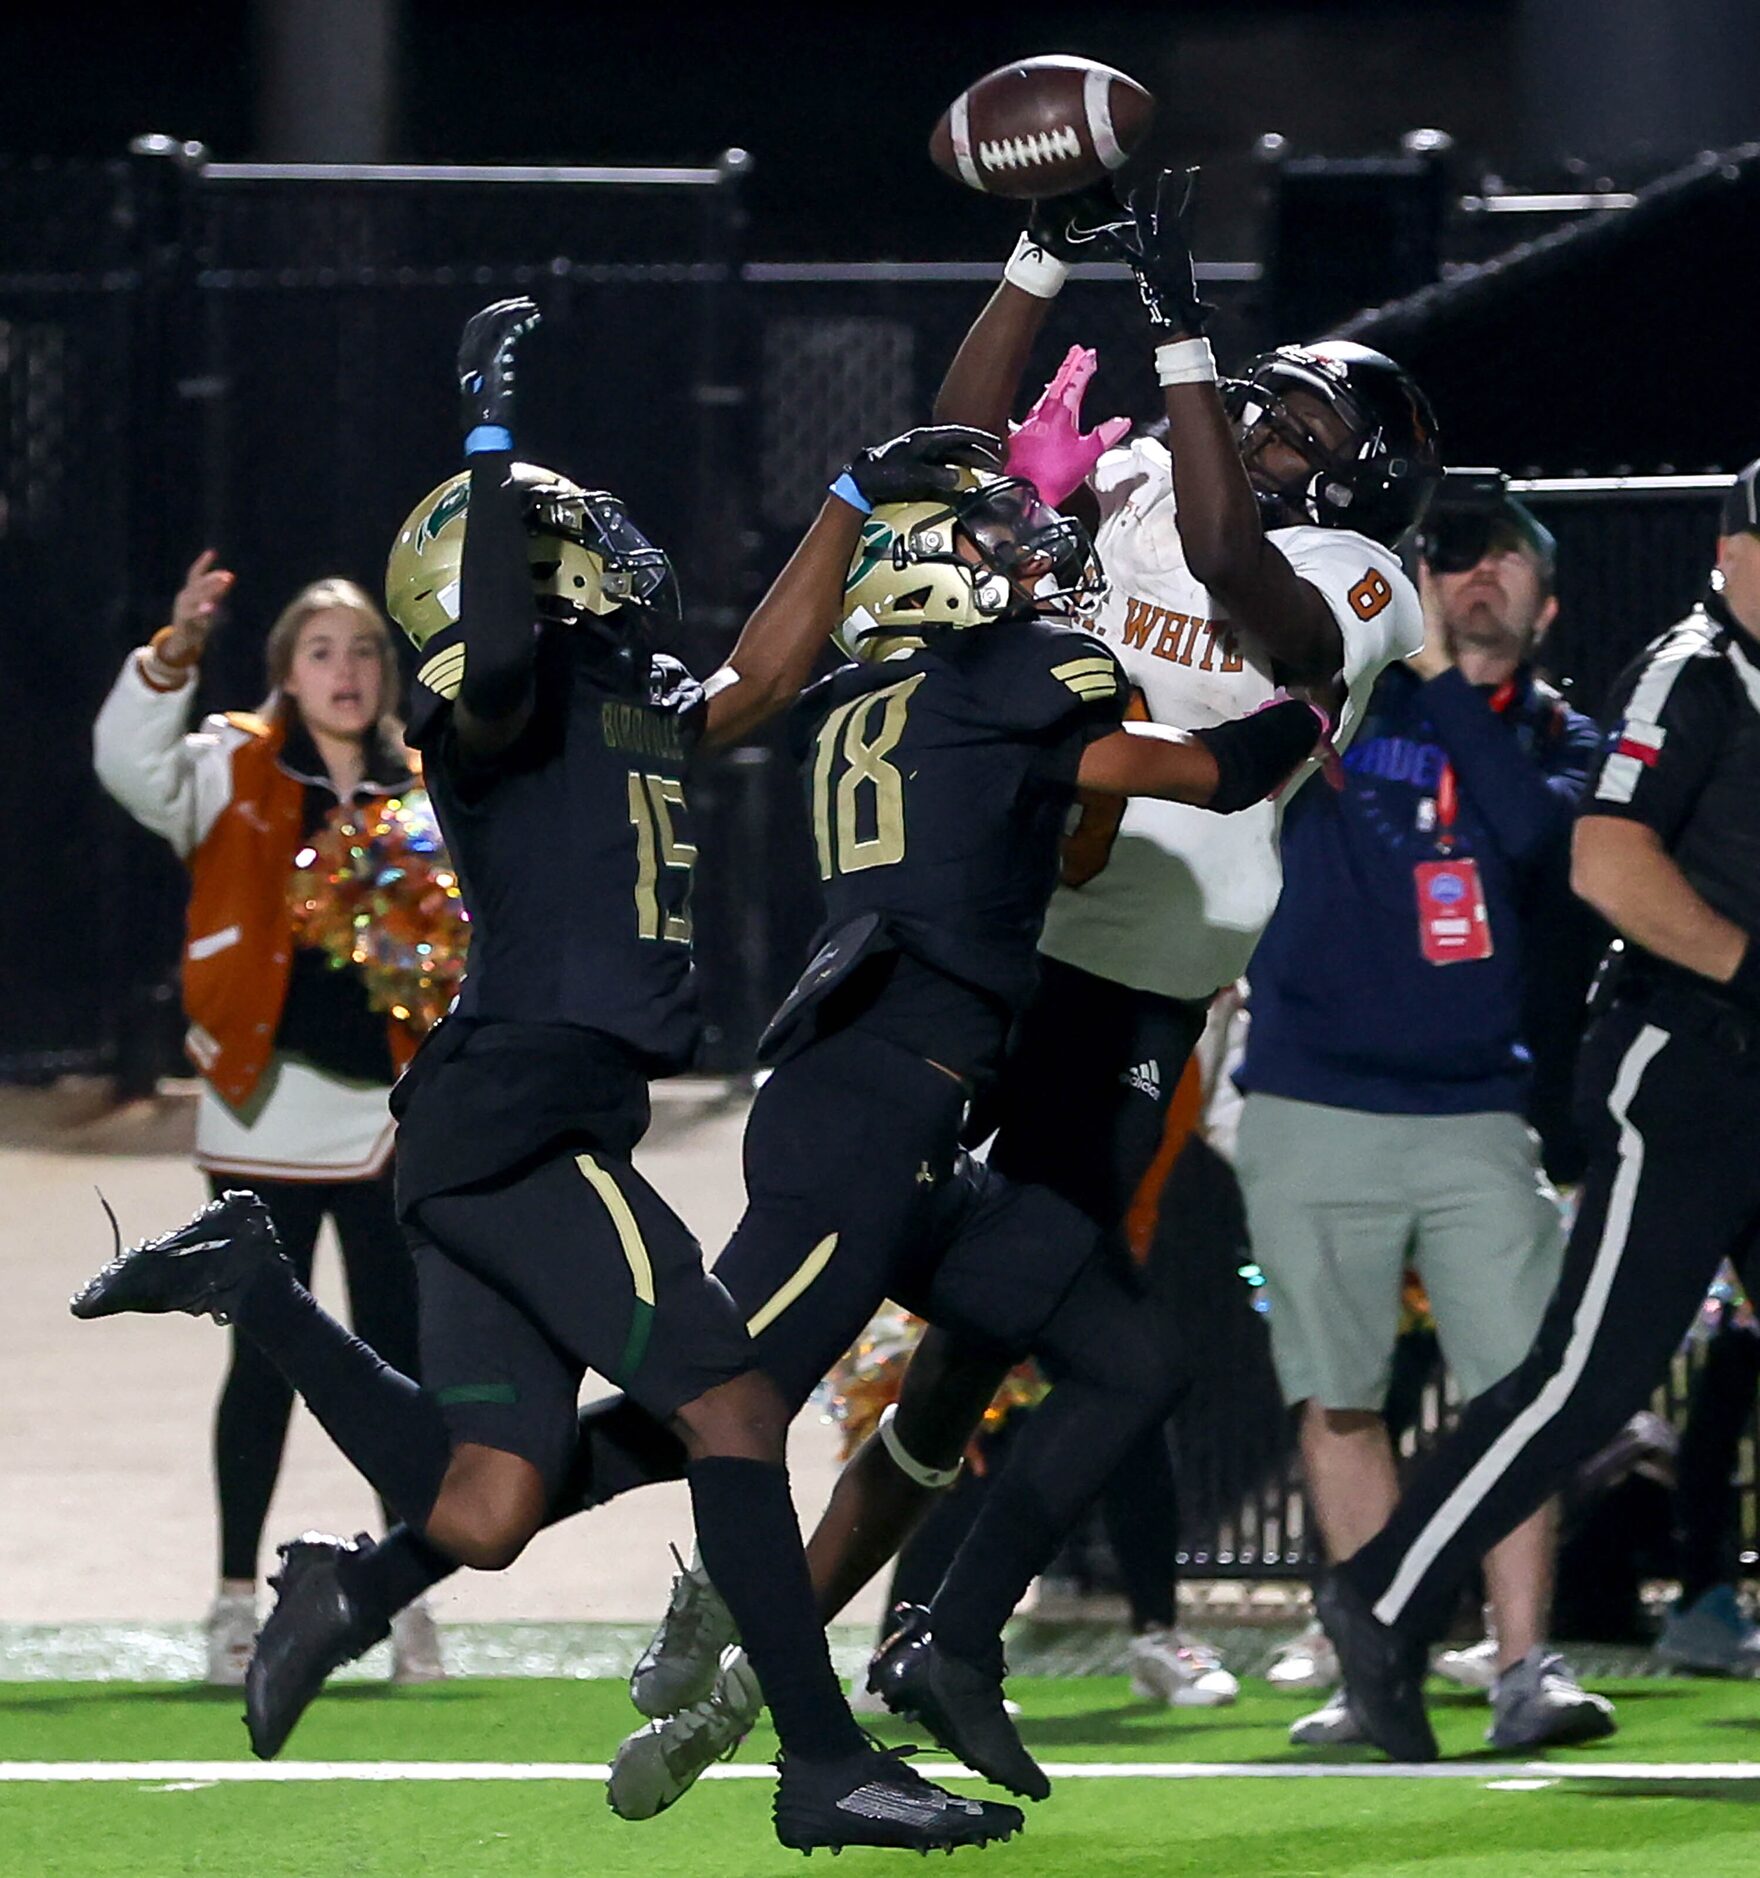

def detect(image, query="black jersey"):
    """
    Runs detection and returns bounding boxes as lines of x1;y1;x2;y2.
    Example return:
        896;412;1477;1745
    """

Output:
1585;594;1760;947
422;634;704;1067
766;620;1126;1073
392;635;704;1213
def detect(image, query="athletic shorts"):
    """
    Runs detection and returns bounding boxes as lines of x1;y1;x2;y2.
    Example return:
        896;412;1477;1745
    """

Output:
409;1146;751;1493
987;954;1210;1234
711;1027;1101;1409
1235;1094;1566;1411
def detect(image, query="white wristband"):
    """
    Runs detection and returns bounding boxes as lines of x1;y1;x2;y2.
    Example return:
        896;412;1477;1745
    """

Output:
877;1403;963;1490
1002;230;1069;300
1155;336;1218;387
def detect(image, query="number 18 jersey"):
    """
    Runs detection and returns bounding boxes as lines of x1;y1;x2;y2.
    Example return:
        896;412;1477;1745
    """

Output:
787;618;1128;1023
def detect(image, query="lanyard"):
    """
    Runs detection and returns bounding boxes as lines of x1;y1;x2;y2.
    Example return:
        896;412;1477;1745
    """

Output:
1434;678;1518;852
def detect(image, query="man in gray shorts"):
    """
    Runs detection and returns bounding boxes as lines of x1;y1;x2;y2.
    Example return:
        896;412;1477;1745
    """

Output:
1233;477;1616;1750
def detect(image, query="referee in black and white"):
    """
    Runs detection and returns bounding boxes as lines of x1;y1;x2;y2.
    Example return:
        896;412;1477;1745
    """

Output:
1318;460;1760;1761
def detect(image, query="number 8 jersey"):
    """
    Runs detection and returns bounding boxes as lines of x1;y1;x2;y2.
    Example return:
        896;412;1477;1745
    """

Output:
782;617;1128;1046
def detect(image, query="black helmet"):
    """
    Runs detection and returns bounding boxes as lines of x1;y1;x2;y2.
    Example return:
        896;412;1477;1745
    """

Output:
1223;340;1442;547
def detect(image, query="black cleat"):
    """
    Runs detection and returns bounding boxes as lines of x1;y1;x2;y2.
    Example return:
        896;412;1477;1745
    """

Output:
1315;1570;1438;1763
245;1533;389;1759
70;1190;283;1324
868;1605;1049;1803
772;1742;1022;1856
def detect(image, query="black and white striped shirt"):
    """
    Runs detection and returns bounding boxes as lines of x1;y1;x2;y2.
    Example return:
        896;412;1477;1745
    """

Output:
1585;589;1760;941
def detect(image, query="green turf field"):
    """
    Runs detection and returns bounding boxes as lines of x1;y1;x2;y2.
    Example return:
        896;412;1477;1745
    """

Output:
4;1675;1760;1876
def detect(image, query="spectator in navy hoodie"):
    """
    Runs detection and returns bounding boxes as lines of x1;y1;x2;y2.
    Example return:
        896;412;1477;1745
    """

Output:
1233;485;1615;1752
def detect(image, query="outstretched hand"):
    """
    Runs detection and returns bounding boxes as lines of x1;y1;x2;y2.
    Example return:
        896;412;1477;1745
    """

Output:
1004;345;1129;507
1105;168;1215;338
1025;183;1128;264
843;424;1001;509
458;297;541;436
163;549;235;662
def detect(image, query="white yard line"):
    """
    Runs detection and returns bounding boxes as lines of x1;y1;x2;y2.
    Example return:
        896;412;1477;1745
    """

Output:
2;1760;1757;1784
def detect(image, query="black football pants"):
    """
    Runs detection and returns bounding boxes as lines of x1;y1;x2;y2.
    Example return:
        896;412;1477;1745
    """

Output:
1340;992;1760;1641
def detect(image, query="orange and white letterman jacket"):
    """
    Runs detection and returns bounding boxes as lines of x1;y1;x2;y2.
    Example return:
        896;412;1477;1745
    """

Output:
93;646;418;1182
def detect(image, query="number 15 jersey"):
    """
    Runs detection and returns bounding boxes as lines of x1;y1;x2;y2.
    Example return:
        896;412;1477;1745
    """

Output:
788;619;1128;1027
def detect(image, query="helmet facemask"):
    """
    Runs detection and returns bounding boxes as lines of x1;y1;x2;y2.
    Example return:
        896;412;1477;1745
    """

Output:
1226;375;1373;532
1223;345;1441;546
524;481;680;653
839;475;1104;664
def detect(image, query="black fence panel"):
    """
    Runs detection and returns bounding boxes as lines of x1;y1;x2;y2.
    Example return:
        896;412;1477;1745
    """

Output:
0;156;751;1080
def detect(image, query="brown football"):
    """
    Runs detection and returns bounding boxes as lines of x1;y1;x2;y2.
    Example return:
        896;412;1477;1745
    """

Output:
929;55;1155;200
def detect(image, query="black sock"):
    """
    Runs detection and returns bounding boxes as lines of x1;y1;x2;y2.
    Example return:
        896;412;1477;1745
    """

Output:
688;1457;865;1763
339;1527;458;1628
231;1262;451;1529
933;1375;1173;1674
931;1474;1065;1679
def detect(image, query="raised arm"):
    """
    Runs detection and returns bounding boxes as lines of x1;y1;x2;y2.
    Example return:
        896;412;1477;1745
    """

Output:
93;549;236;856
450;298;544;763
700;426;1000;750
1108;173;1343;685
933;190;1123;435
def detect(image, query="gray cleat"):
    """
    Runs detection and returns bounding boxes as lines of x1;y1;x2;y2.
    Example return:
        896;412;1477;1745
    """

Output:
1486;1649;1617;1749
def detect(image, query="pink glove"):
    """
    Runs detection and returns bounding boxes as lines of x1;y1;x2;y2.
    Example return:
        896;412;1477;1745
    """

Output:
1255;688;1344;795
1002;345;1131;508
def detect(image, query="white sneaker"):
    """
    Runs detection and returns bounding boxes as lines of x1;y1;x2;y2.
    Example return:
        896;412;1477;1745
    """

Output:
608;1645;763;1820
1266;1620;1339;1692
628;1545;737;1719
1487;1649;1617;1749
1289;1685;1368;1747
1433;1636;1499;1693
1128;1627;1239;1707
389;1598;446;1684
204;1591;257;1688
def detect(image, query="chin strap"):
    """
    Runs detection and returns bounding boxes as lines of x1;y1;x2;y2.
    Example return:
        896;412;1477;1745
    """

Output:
877;1403;963;1490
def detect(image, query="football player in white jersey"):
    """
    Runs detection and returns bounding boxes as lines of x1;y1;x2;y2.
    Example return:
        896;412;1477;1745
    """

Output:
616;174;1441;1773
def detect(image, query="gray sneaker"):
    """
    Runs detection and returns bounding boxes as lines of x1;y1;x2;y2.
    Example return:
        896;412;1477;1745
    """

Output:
608;1646;762;1820
1289;1685;1368;1747
628;1545;737;1719
1657;1586;1760;1676
1486;1649;1617;1749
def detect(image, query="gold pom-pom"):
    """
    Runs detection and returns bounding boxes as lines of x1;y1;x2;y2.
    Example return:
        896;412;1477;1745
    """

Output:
288;790;469;1035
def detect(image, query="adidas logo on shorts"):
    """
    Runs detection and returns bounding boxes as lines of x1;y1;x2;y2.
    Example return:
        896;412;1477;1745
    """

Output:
1122;1059;1161;1099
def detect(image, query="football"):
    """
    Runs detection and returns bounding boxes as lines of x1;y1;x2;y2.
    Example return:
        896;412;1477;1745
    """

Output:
929;55;1156;200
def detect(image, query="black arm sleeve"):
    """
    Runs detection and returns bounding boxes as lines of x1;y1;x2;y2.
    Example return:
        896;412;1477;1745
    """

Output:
456;451;536;727
1193;699;1319;813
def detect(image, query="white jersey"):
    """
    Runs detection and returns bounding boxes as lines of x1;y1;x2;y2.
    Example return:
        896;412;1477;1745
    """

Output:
1038;436;1422;1001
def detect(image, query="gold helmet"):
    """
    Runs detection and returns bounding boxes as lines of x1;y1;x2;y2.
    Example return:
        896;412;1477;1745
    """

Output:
838;472;1104;663
385;462;678;653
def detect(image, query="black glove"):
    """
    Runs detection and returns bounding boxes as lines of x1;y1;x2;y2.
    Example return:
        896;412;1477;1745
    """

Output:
1025;182;1129;264
1104;168;1215;338
842;424;1001;509
458;297;540;436
1194;698;1326;812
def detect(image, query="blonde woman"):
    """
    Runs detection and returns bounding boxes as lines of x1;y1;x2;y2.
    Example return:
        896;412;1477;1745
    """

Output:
93;554;442;1687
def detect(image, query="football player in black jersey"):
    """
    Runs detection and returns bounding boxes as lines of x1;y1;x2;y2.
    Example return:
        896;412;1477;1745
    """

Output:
188;369;1328;1798
71;298;1026;1857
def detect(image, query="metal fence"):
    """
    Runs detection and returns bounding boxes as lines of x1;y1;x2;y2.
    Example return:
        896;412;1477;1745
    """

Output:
4;157;1751;1586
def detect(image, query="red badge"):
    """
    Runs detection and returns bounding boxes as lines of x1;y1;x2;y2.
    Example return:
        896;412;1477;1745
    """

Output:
1414;858;1493;964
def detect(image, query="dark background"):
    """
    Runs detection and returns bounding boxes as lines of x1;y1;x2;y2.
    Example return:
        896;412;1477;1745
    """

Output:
12;0;1759;258
3;0;1758;1081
